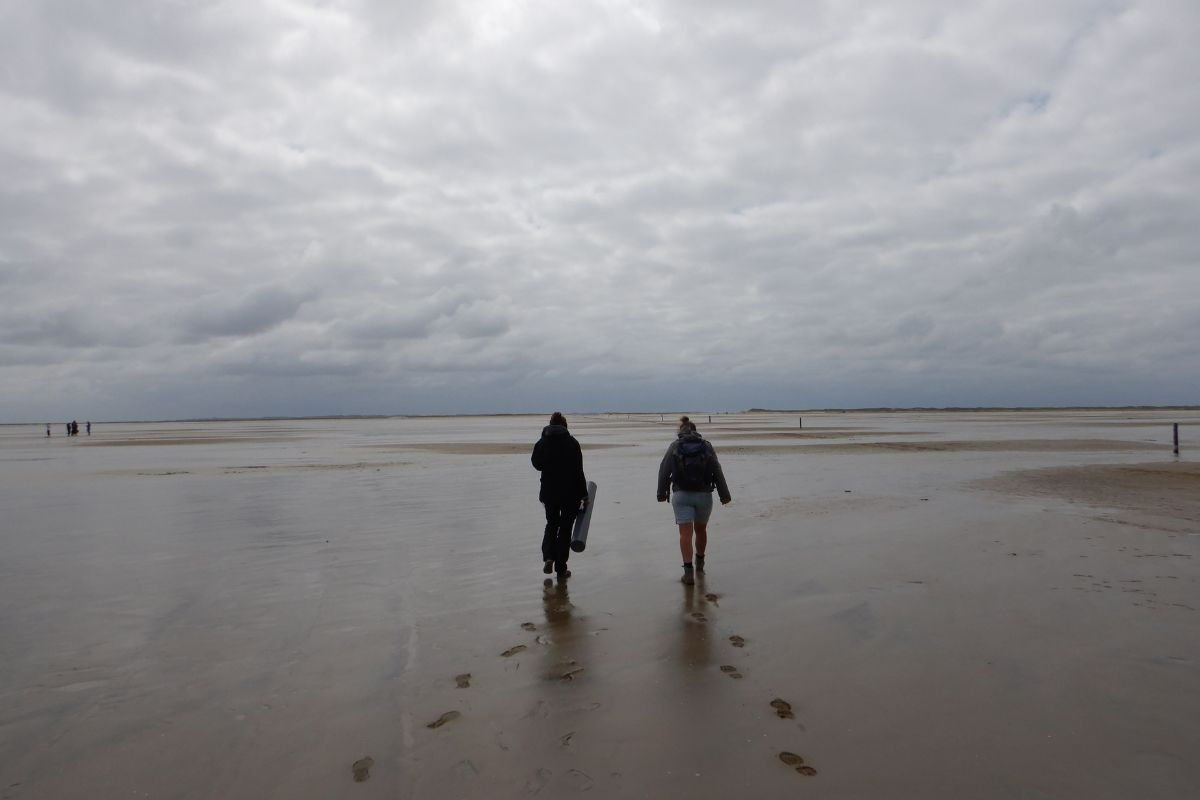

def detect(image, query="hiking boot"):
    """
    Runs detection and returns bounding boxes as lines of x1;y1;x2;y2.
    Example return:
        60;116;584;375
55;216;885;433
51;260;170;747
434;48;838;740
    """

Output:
681;564;695;585
695;553;705;573
543;559;554;574
556;569;571;580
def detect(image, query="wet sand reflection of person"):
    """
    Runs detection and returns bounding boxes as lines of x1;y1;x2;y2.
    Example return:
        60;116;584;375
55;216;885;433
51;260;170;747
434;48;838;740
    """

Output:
678;582;713;685
541;578;588;682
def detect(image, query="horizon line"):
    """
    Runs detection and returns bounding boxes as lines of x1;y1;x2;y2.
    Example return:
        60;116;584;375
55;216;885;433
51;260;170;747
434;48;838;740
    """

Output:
5;404;1199;427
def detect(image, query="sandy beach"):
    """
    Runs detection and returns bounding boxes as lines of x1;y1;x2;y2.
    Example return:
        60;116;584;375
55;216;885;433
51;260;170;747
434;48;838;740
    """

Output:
1;411;1197;799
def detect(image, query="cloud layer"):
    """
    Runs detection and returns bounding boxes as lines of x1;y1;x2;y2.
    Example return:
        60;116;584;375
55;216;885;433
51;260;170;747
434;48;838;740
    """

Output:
2;0;1198;420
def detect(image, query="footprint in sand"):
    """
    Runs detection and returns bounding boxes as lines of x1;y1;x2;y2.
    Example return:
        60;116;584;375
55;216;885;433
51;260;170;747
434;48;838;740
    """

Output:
568;769;594;791
704;593;720;605
351;756;374;782
455;673;471;688
521;622;537;631
778;752;817;776
525;700;551;719
719;665;743;679
501;645;527;657
426;710;461;729
729;635;746;648
526;767;552;795
560;666;585;681
770;699;794;719
560;731;576;747
690;612;708;622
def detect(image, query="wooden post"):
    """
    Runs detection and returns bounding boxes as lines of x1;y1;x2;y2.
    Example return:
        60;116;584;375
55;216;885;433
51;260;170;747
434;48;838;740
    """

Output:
1174;423;1180;455
799;416;803;428
708;415;711;424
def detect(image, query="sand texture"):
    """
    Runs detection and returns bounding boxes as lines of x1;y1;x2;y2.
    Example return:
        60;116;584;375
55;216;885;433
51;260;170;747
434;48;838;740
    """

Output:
720;438;1167;455
365;442;631;455
718;429;927;440
980;461;1200;531
1;411;1198;799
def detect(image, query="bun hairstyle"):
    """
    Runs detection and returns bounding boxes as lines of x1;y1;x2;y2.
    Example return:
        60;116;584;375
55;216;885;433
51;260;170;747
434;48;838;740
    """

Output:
549;411;568;427
678;415;696;433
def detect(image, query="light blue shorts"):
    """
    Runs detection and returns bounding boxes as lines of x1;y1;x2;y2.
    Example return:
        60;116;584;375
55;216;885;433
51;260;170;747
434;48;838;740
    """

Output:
671;490;713;525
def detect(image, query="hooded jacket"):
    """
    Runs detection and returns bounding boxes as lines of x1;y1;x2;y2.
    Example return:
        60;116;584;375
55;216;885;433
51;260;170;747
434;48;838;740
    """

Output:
531;424;587;504
657;431;732;503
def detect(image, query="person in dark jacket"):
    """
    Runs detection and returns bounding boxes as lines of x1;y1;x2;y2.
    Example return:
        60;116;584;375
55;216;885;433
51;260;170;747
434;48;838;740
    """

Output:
532;412;588;580
657;416;731;585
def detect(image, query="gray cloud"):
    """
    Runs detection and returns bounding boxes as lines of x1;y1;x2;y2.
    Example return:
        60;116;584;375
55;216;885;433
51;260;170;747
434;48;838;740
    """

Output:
1;0;1198;421
179;286;312;342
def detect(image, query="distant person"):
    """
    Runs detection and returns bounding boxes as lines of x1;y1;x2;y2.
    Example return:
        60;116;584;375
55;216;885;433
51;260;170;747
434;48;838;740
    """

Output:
657;416;731;585
71;420;79;436
531;412;588;581
86;421;91;435
64;422;70;436
46;423;51;437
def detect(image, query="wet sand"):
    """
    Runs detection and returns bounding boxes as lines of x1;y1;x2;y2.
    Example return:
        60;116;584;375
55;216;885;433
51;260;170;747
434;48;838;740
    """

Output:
1;412;1198;799
979;462;1200;534
717;430;926;440
365;442;632;455
81;436;299;447
722;438;1167;455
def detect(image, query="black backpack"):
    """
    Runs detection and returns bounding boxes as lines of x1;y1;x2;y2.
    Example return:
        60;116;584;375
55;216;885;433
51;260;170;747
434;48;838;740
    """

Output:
674;440;712;491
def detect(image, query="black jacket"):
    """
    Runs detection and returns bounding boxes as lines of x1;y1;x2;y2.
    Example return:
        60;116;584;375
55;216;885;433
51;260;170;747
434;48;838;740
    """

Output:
531;425;587;504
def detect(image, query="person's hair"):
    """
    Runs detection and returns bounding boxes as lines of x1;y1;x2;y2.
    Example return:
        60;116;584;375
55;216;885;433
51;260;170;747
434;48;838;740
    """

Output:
549;411;567;427
678;415;696;433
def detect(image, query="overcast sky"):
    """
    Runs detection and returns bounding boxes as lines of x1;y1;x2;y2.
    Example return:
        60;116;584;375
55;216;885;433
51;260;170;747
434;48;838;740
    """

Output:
2;0;1197;421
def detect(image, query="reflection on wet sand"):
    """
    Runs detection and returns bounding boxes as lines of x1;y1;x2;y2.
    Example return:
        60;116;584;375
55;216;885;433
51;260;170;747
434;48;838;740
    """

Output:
82;436;293;446
541;579;587;681
719;430;922;440
364;442;630;455
678;582;713;682
4;411;1199;799
722;438;1165;455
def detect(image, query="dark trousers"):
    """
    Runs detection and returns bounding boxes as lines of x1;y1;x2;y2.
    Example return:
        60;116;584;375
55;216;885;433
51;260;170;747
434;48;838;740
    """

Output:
542;501;579;573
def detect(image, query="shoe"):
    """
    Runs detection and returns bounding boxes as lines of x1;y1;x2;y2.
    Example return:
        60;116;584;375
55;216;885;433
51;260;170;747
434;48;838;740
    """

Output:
695;553;705;573
556;570;571;580
543;560;554;574
681;564;695;585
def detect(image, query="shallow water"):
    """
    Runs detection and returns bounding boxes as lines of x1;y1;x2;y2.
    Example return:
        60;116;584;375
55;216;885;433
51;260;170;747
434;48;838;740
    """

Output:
1;411;1197;799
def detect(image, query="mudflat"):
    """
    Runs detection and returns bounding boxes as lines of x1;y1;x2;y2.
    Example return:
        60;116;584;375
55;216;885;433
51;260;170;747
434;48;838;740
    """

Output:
1;411;1197;799
364;442;631;455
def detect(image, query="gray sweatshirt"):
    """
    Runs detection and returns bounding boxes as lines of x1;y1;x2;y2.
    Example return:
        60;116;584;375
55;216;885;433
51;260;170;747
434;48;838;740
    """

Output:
657;432;731;502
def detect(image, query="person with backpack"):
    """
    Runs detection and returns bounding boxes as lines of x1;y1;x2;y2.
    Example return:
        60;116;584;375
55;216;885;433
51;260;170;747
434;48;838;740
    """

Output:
656;416;732;585
532;412;589;581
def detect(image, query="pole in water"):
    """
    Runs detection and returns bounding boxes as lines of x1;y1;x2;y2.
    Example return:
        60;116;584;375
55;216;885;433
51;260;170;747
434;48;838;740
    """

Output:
1174;423;1180;455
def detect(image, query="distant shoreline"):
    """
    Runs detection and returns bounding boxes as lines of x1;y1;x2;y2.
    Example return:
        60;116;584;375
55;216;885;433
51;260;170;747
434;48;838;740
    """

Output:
4;406;1198;427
